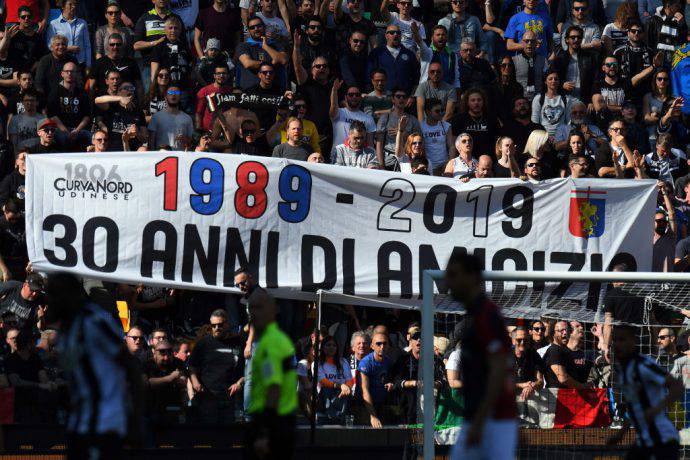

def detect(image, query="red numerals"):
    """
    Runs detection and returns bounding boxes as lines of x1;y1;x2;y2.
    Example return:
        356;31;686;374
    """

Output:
235;161;268;219
155;157;178;211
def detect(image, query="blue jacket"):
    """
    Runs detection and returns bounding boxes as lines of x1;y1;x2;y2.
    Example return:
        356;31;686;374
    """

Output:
366;46;420;94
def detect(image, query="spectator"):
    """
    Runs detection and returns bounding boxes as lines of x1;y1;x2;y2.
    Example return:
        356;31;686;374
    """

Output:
272;117;313;160
145;339;190;425
196;39;234;88
493;136;521;177
591;56;631;114
567;321;592;383
0;198;27;281
643;69;673;146
658;97;690;151
89;33;140;99
348;331;370;403
491;56;524;123
451;88;498;158
255;0;290;42
297;17;335;73
595;118;634;178
194;0;242;58
613;19;663;105
247;62;285;130
268;94;320;152
0;272;43;329
531;69;579;139
46;62;92;151
331;120;379;168
601;263;646;356
394;129;427;173
512;327;544;400
522;157;543;182
296;56;333;153
380;0;426;52
8;90;45;153
314;335;353;423
235;16;288;91
421;98;454;175
501;96;545;153
568;152;592;178
7;71;44;118
362;69;392;121
511;31;546;102
415;62;457;122
0;6;46;74
34;35;78;96
125;325;147;361
150;16;196;95
438;0;483;53
95;79;148;152
559;0;602;53
551;25;598;102
229;118;271;155
30;119;60;154
377;91;421;168
94;1;133;60
522;129;563;178
338;31;369;91
148;85;194;150
334;0;378;52
656;327;681;372
644;133;688;184
647;0;687;62
45;0;91;69
622;101;653;154
602;2;634;55
444;133;478;178
329;79;376;149
358;331;394;427
196;64;232;132
654;204;677;272
505;0;553;57
461;154;494;181
418;25;456;87
671;336;690;386
134;1;179;92
189;309;245;426
366;25;419;94
456;38;496;93
542;320;586;388
87;130;109;153
553;101;605;154
174;340;191;362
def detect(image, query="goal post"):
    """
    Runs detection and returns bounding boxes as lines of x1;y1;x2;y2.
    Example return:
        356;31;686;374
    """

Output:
421;269;690;460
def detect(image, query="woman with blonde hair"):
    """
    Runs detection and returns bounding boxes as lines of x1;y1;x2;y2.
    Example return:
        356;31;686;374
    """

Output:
522;130;563;178
394;116;427;174
493;136;521;178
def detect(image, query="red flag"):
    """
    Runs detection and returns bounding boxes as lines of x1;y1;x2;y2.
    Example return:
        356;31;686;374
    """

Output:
553;388;611;428
0;388;14;424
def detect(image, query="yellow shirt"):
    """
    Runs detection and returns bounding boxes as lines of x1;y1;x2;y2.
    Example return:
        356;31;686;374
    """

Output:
279;119;321;153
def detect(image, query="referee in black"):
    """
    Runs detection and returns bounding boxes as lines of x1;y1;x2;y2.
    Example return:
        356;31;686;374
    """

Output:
607;325;683;459
45;273;144;459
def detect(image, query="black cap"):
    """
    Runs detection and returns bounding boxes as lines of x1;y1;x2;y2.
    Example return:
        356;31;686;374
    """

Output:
26;273;45;292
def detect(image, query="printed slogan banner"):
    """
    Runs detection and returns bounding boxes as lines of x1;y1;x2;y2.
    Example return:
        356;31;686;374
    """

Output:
25;152;657;305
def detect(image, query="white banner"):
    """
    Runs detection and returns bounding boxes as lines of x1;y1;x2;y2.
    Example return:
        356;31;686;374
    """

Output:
26;152;657;304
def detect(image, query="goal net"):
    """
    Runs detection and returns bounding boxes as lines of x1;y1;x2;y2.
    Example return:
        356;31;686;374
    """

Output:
418;270;690;460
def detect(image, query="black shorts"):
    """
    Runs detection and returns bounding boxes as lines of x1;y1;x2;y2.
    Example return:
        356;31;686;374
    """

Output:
245;413;296;460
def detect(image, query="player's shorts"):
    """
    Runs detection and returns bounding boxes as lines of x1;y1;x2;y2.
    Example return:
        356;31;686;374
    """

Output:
450;418;518;460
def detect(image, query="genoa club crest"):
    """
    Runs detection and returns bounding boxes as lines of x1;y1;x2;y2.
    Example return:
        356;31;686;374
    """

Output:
569;188;606;238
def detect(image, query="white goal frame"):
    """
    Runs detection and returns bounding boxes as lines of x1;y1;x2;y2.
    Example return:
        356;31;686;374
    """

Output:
420;269;690;460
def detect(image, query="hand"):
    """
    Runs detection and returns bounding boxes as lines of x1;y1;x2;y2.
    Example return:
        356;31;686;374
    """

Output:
338;383;351;398
465;419;484;446
653;51;664;68
121;13;134;28
384;383;394;392
461;176;471;183
398;115;408;130
5;25;19;38
633;149;645;169
38;19;47;34
169;369;181;381
293;30;301;47
603;348;611;364
155;36;165;46
119;95;134;109
563;81;575;91
37;305;47;319
86;145;96;152
370;415;383;428
253;434;270;458
1;269;10;282
68;129;79;140
332;78;343;92
520;384;535;400
329;0;336;12
283;90;294;100
228;381;242;396
244;343;252;359
673;12;684;23
657;180;667;194
192;380;203;393
650;111;660;122
405;97;414;108
612;133;626;146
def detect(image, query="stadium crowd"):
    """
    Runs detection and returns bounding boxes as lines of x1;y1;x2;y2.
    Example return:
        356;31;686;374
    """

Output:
0;0;689;438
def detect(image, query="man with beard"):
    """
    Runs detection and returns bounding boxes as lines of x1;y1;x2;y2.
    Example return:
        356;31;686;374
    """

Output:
551;25;598;102
542;321;586;388
501;97;545;153
330;79;376;149
145;339;190;424
554;101;605;153
338;31;369;90
334;0;377;52
591;56;632;114
189;310;245;426
295;55;333;154
295;17;334;73
451;88;499;160
89;33;141;99
419;25;457;86
366;24;419;94
148;85;194;150
653;205;676;272
247;62;286;132
95;79;148;152
236;16;288;91
446;253;517;460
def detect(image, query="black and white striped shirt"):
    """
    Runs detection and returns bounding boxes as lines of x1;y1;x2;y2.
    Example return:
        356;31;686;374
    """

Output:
615;354;679;448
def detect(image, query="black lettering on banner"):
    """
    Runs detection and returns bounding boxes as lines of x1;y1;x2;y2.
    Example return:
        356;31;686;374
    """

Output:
549;252;586;298
42;214;78;267
343;238;355;295
181;225;220;285
376;178;416;233
532;250;546;292
82;217;119;273
423;184;456;234
417;245;486;297
490;248;528;300
467;185;493;238
586;254;603;310
377;241;412;298
266;231;280;288
301;235;336;292
223;228;261;287
502;186;534;238
141;220;177;280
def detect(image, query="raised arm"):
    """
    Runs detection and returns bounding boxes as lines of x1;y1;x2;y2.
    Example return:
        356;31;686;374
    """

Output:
329;78;343;120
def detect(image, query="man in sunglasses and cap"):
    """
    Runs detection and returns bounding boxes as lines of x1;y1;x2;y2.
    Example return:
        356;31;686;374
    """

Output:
0;272;44;330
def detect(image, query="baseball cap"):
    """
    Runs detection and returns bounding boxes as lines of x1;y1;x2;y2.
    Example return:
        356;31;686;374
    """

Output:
38;119;57;131
205;38;221;52
26;273;45;292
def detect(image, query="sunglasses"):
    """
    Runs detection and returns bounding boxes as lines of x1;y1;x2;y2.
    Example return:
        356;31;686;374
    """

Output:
94;138;108;142
19;14;31;19
294;104;306;108
572;6;586;10
42;128;56;133
243;129;256;135
568;35;582;40
386;30;401;35
657;77;669;81
500;62;512;67
604;62;618;67
211;323;225;329
526;162;540;167
259;70;274;75
106;10;120;15
352;38;366;44
655;218;667;223
249;24;264;30
234;280;248;288
375;341;388;346
610;127;625;132
109;42;122;47
393;93;407;99
167;90;181;95
629;29;642;34
657;335;670;340
347;92;362;97
532;327;545;332
312;63;328;69
127;335;144;341
523;39;536;44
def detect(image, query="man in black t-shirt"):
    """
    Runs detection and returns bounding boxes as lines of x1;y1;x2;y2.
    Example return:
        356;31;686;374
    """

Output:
542;321;586;388
151;16;195;91
512;328;544;399
46;62;92;151
601;262;645;359
591;56;631;114
0;274;44;329
0;7;47;73
145;339;189;424
89;33;141;98
189;309;245;426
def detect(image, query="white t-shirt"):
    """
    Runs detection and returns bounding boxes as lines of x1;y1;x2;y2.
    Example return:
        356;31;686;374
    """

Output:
389;12;425;52
446;349;462;372
256;12;290;38
421;119;450;170
332;107;376;148
313;358;352;391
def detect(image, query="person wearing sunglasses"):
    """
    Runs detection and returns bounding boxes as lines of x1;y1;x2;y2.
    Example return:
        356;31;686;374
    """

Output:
89;33;141;99
0;6;44;72
505;0;553;58
229;118;271;155
195;62;233;131
333;0;377;53
94;0;133;60
415;61;456;122
7;90;43;154
150;16;196;94
295;17;333;72
550;24;598;102
329;78;376;149
358;331;394;427
366;25;420;95
247;62;285;132
512;328;544;401
189;309;245;426
379;0;426;53
146;339;191;425
647;0;687;62
148;84;194;150
437;0;482;54
338;31;370;91
558;0;601;52
236;16;288;92
377;89;420;169
95;73;148;152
